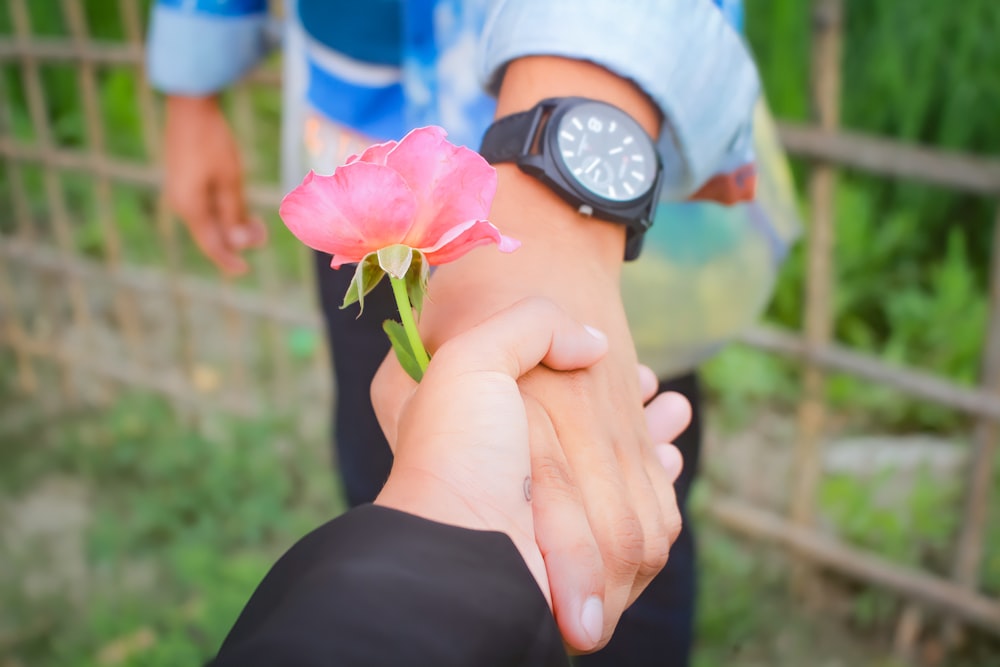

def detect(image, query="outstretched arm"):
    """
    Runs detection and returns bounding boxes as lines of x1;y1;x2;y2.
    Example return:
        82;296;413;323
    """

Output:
373;0;759;652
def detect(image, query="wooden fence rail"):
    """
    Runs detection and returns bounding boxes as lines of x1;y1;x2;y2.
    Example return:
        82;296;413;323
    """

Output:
0;0;997;657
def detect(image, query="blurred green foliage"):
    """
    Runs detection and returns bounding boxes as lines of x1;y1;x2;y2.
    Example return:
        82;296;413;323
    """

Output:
703;0;1000;430
2;0;998;430
0;384;340;666
2;2;1000;661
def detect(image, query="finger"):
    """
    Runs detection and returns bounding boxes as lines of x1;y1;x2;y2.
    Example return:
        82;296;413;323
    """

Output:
526;399;606;653
637;364;658;403
520;363;648;645
644;391;692;446
371;353;416;450
625;445;683;608
242;215;269;248
216;176;256;251
183;205;249;275
654;443;684;483
432;298;608;380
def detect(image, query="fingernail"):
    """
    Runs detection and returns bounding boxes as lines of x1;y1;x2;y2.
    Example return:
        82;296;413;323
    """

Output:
580;595;603;646
655;443;683;478
229;228;248;247
583;325;606;342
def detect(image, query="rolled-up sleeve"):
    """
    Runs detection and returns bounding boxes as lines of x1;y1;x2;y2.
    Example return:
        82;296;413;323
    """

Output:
147;0;272;95
479;0;760;197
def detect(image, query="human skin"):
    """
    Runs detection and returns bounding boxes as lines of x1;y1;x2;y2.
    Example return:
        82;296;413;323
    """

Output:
371;55;675;653
163;95;266;275
374;299;688;650
162;53;680;654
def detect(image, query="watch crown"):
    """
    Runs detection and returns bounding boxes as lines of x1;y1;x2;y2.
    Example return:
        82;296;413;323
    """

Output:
578;204;594;217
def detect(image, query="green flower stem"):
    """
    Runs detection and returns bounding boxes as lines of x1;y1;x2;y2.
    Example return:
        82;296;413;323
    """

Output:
389;275;430;374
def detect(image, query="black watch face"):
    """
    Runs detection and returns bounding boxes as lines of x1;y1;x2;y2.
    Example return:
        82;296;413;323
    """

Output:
554;101;658;203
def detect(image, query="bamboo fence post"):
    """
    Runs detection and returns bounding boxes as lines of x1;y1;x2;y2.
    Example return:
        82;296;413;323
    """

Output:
942;204;1000;649
789;0;843;593
118;0;197;401
230;82;292;412
9;0;102;403
61;0;147;372
0;57;39;393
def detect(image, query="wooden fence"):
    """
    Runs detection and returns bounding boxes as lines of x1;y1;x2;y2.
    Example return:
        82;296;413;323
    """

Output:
0;0;997;660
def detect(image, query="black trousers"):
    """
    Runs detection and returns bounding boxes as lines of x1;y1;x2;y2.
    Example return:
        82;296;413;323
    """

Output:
315;251;701;667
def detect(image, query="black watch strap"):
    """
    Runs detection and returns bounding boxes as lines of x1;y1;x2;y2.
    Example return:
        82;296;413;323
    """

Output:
478;107;539;164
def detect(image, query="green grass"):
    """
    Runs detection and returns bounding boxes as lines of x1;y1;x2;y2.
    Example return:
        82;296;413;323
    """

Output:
3;381;999;666
0;385;342;666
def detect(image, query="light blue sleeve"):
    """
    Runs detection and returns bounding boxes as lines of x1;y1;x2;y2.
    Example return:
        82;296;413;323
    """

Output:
146;0;272;95
478;0;760;198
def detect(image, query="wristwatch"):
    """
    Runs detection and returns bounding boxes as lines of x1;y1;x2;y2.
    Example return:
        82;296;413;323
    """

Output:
479;97;662;260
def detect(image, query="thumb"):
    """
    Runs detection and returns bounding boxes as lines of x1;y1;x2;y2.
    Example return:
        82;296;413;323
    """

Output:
432;297;608;381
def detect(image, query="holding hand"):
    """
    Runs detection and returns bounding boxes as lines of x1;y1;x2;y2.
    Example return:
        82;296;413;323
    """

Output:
374;298;689;652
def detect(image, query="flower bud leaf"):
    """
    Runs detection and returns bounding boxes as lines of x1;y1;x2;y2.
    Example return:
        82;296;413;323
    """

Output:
377;244;414;280
404;252;430;315
383;319;425;382
341;253;385;313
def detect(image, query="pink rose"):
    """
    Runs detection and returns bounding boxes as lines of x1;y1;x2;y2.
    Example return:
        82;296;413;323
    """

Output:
279;126;519;272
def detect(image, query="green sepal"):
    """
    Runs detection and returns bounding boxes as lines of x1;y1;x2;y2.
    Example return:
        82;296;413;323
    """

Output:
404;252;430;316
341;253;385;313
377;244;414;279
383;319;425;383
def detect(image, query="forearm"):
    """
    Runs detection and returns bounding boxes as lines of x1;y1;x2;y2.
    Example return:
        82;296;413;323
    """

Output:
492;56;661;274
421;56;660;346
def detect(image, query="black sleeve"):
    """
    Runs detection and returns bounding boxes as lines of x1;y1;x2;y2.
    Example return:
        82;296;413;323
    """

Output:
211;504;569;667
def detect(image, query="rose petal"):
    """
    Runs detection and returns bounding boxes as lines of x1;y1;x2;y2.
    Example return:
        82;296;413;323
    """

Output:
279;165;418;263
347;138;398;166
420;219;520;266
383;126;497;248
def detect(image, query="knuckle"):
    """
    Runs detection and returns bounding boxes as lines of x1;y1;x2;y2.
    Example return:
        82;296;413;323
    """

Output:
604;510;645;575
531;454;577;501
643;530;672;573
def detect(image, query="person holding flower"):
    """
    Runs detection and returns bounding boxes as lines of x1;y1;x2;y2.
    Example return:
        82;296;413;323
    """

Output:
211;298;692;667
148;1;760;664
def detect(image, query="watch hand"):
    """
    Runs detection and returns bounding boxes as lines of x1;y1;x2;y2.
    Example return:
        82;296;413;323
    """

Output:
584;157;601;174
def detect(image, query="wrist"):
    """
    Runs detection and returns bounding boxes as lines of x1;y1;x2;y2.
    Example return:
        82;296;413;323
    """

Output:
482;56;663;273
491;164;627;272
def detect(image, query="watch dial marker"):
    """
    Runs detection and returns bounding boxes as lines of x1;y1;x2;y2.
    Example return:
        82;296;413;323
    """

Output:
555;102;657;202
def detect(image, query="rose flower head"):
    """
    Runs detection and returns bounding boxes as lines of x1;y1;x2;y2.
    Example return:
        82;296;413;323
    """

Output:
279;125;519;309
278;125;520;381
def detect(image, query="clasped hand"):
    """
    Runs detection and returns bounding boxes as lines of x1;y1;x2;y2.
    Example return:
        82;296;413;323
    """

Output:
373;298;690;653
